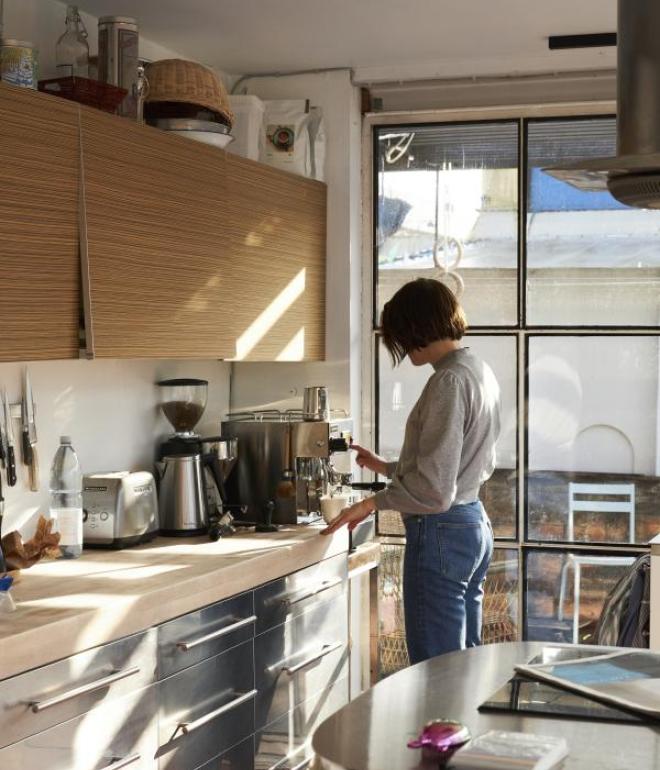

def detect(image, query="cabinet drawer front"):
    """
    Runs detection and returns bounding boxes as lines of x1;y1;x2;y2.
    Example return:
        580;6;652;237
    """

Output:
0;629;156;748
0;683;158;770
195;736;255;770
158;591;254;679
255;553;347;633
255;594;348;730
255;677;348;770
157;640;255;770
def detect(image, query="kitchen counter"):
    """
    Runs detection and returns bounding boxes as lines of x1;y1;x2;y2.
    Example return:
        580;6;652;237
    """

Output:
311;641;660;770
0;525;348;680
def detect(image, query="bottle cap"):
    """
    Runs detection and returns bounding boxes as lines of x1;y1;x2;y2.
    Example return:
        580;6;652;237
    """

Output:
0;576;14;592
60;436;72;444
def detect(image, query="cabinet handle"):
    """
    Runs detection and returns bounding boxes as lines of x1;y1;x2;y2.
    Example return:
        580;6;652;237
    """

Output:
281;577;343;607
282;641;343;676
176;615;257;651
100;753;140;769
30;666;141;713
175;689;257;736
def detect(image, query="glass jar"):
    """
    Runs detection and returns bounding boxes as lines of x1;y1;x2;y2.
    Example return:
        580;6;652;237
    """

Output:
56;5;89;78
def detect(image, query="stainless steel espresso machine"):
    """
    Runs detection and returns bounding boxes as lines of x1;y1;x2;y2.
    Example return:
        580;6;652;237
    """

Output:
221;409;352;526
155;379;238;539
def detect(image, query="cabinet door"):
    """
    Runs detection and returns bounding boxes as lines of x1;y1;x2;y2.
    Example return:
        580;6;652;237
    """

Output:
79;109;236;359
224;154;326;362
0;84;80;361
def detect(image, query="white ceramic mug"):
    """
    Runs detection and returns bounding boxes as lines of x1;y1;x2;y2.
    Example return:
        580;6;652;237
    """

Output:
320;494;349;524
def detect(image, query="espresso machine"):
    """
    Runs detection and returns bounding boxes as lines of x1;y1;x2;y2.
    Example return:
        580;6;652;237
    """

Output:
221;410;352;526
155;378;238;539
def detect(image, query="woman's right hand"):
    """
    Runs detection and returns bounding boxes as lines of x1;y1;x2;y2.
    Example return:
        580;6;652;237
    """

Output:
351;443;388;476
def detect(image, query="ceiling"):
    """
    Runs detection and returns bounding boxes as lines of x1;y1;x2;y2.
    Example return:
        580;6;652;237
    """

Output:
75;0;617;81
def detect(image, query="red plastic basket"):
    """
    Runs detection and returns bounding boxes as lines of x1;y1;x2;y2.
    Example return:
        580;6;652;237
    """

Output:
38;77;128;113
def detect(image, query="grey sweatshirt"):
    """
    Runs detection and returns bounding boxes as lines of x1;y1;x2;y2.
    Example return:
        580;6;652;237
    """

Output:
373;347;501;515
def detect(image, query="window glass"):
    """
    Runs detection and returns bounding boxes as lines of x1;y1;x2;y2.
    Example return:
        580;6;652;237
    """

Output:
525;549;636;644
377;335;517;537
375;122;519;326
528;336;660;544
526;117;660;326
378;545;519;678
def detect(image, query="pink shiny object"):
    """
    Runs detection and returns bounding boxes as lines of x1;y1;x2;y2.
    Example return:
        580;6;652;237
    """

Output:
408;719;471;761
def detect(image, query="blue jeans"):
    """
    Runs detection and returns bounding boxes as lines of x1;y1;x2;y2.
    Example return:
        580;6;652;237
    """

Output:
403;501;494;665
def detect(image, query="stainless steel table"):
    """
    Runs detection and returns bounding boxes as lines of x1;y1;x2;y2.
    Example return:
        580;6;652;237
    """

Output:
311;642;660;770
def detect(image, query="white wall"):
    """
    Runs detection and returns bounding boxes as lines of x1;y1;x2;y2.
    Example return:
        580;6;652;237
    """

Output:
229;70;363;431
0;359;230;536
2;0;186;79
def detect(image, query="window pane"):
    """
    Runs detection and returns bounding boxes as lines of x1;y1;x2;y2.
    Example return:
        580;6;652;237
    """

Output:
375;122;518;326
378;335;517;538
378;545;518;679
526;117;660;326
525;549;636;644
528;336;660;544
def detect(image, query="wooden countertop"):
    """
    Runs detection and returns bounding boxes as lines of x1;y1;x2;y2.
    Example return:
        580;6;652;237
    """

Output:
0;525;348;681
311;641;660;770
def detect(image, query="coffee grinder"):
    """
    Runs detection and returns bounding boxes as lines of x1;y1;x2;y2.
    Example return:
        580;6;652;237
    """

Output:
155;378;237;539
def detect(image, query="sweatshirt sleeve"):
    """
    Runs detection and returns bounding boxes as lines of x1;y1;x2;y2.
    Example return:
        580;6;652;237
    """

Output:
373;372;465;514
384;461;398;479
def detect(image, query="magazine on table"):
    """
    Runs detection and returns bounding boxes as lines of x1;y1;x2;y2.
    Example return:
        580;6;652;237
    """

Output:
514;649;660;720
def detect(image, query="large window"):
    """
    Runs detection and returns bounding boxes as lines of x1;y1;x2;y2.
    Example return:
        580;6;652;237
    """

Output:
372;114;660;669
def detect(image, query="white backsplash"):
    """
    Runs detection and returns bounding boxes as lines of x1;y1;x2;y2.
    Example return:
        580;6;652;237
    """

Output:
0;358;230;536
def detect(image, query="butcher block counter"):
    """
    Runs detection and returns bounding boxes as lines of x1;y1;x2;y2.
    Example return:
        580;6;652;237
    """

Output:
0;525;348;681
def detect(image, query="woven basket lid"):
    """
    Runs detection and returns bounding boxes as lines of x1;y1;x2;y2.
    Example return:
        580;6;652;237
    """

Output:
145;59;234;127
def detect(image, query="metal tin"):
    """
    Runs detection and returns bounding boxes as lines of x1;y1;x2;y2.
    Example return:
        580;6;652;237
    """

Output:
0;40;38;89
98;16;138;117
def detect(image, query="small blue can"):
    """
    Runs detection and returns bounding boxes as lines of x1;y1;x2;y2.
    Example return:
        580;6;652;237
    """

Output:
0;40;38;89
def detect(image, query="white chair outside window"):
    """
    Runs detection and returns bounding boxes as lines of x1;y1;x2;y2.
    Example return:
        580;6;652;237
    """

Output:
558;554;636;644
558;482;636;643
567;482;635;543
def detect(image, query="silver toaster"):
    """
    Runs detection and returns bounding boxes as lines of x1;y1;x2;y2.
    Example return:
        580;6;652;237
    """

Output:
83;471;159;548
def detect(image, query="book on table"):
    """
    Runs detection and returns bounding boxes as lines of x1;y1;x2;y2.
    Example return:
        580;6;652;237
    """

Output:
451;730;569;770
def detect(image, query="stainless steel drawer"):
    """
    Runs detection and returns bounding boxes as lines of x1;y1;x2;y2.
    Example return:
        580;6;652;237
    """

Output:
0;628;157;749
157;639;255;770
255;593;348;730
255;553;347;633
255;677;349;770
195;736;255;770
158;591;255;680
0;683;158;770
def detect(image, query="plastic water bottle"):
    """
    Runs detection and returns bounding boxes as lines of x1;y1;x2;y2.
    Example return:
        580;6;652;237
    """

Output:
49;436;83;559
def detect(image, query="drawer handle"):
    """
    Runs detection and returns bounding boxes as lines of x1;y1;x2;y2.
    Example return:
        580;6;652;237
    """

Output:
101;753;140;769
30;666;141;713
176;615;257;652
282;641;343;676
175;689;258;736
281;577;343;607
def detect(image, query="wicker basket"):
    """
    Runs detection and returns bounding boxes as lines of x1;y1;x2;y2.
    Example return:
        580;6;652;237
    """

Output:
144;59;234;128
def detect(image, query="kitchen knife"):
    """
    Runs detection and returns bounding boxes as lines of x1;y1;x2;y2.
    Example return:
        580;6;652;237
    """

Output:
23;369;38;492
0;399;6;470
3;390;16;487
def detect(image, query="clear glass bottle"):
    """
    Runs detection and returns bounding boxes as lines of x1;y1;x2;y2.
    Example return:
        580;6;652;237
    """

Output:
56;5;89;78
49;436;83;559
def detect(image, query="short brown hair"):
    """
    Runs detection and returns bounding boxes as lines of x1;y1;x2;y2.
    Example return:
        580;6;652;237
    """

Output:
380;278;467;364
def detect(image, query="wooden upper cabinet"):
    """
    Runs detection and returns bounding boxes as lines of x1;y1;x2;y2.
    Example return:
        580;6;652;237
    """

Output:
0;84;80;361
79;108;236;359
223;154;326;362
80;110;326;362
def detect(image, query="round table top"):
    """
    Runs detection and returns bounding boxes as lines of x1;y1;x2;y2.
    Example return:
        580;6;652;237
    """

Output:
311;642;660;770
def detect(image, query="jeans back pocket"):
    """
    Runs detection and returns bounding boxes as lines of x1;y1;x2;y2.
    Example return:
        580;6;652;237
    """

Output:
436;521;485;583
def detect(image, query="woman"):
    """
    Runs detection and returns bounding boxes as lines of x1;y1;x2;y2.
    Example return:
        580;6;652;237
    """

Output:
322;278;500;664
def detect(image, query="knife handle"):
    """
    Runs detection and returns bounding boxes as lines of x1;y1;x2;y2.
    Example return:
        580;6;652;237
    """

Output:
22;430;33;467
29;445;39;493
6;446;16;487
